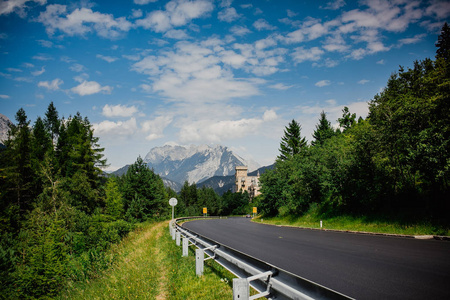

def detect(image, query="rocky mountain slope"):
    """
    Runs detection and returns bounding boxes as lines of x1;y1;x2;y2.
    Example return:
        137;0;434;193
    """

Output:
143;144;260;184
0;113;12;144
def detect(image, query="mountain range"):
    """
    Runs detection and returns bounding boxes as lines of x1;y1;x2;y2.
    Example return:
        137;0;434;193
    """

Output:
113;144;273;193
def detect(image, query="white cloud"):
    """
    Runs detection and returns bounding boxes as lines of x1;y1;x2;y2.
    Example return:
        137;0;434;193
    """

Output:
136;0;214;32
218;7;241;22
377;59;385;64
96;54;118;63
253;18;276;31
292;47;324;64
141;115;173;141
132;40;261;103
134;0;158;4
268;83;292;90
93;118;137;137
164;29;190;39
31;66;45;76
0;0;46;17
71;80;112;96
322;0;346;10
102;104;138;118
38;78;63;90
178;109;277;143
287;9;297;17
230;25;251;36
315;80;331;87
37;4;132;38
358;79;369;84
398;33;426;45
0;95;10;99
70;63;86;72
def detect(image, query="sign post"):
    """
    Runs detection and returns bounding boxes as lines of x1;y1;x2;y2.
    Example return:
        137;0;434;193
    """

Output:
169;198;178;220
253;207;257;218
203;207;207;217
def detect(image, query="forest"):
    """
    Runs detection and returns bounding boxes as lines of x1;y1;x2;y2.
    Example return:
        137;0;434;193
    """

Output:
256;23;450;225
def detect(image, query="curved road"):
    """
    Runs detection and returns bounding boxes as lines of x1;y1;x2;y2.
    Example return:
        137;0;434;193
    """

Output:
183;217;450;300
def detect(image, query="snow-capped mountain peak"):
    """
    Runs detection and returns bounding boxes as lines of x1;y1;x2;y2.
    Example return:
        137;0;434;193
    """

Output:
143;144;260;184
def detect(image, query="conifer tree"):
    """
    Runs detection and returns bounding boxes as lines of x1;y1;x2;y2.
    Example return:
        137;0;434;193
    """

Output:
44;102;60;146
436;22;450;62
278;119;306;161
312;111;335;146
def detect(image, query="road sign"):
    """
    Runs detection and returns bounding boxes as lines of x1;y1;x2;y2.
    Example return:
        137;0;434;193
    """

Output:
203;207;207;214
169;198;178;207
169;198;178;220
253;207;257;214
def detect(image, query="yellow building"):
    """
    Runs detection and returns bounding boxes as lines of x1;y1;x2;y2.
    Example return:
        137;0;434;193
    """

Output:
235;166;261;199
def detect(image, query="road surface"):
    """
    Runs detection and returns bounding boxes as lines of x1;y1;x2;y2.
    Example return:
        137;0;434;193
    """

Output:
183;217;450;300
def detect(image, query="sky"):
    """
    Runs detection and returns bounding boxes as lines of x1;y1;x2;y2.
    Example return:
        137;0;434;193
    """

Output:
0;0;449;172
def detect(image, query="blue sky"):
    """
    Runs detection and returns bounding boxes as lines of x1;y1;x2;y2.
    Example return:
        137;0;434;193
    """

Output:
0;0;449;172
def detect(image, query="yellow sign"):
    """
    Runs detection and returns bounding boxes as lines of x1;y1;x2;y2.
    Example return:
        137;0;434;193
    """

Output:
203;207;207;214
253;207;257;214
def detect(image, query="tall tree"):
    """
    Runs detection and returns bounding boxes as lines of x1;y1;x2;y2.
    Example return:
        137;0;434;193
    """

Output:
44;102;60;145
312;111;335;146
338;106;356;132
121;156;168;220
278;119;307;161
436;22;450;62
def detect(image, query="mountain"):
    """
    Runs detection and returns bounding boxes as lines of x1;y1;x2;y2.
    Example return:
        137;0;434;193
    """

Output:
0;113;12;144
198;164;275;195
143;144;260;185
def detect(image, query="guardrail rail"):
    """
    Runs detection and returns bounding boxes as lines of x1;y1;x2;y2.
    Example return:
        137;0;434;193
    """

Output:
170;217;354;300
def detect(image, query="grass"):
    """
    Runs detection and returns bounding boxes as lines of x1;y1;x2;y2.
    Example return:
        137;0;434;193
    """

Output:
58;220;235;300
253;212;450;236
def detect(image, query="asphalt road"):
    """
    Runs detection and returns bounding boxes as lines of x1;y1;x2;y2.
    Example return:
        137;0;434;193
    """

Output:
183;217;450;300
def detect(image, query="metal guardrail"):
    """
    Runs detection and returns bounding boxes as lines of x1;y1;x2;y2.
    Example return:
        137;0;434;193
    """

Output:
170;217;354;300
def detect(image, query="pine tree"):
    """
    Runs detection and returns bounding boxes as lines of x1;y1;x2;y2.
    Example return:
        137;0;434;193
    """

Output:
436;22;450;62
44;102;60;145
312;111;335;146
278;119;307;161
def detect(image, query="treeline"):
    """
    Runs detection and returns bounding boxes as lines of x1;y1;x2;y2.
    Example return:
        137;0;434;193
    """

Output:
257;24;450;223
175;181;253;216
0;104;172;298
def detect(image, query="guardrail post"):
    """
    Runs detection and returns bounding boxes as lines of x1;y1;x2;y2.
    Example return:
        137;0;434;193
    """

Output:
196;248;204;276
176;231;181;246
182;237;189;257
172;228;176;240
233;278;249;300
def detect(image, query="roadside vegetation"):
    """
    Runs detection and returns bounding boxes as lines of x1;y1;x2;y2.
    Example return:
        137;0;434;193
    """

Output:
58;220;235;300
253;205;450;236
253;23;450;236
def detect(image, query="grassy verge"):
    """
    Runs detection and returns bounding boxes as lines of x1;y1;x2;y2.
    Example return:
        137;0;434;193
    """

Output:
253;213;450;236
58;220;235;299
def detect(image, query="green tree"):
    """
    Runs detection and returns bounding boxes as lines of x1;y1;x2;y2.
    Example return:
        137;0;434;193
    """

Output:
436;22;450;62
311;111;335;146
278;119;307;161
44;102;60;145
338;106;356;132
105;177;124;219
121;157;168;220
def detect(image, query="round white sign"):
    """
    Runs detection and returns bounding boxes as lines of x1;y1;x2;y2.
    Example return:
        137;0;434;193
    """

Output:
169;198;178;206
